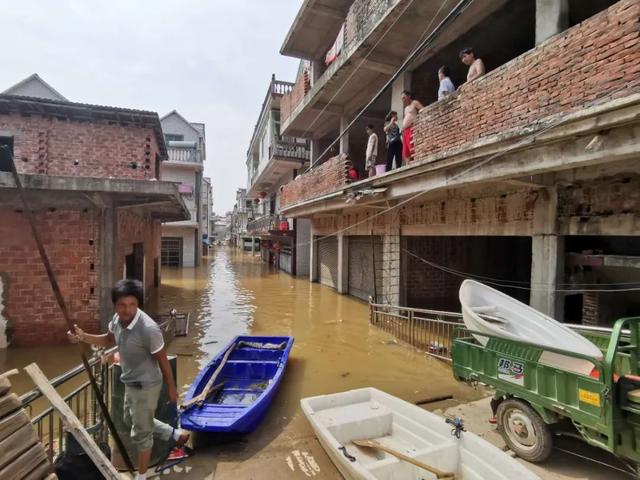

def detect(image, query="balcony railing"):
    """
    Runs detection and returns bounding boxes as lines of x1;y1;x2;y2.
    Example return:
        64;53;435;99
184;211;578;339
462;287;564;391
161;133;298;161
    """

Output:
167;146;202;164
247;214;292;235
269;136;311;161
272;79;294;96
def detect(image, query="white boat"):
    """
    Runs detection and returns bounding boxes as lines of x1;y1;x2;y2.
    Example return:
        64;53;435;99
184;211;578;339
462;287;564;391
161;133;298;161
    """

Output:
459;279;602;374
301;388;541;480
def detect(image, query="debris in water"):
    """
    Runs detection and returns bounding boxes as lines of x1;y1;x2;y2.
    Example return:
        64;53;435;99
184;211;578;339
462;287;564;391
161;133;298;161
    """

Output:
285;455;295;472
380;339;398;346
323;320;337;325
340;372;351;378
428;342;447;354
204;340;218;345
175;352;193;357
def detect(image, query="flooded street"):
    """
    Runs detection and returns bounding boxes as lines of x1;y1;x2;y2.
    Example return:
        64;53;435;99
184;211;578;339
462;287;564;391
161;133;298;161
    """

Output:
0;247;476;479
159;248;475;479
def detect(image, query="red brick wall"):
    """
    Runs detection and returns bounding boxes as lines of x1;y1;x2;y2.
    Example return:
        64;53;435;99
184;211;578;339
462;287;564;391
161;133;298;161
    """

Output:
0;210;99;346
117;210;161;298
281;154;352;208
413;0;640;161
0;114;161;179
281;69;310;126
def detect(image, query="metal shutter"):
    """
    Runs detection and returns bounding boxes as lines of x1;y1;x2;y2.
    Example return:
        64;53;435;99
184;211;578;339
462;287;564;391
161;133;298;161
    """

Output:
280;251;293;274
348;236;382;301
318;237;338;289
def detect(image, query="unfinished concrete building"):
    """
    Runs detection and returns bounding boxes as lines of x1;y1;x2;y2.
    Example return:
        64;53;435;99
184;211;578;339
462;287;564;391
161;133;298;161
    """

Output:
278;0;640;325
0;80;188;346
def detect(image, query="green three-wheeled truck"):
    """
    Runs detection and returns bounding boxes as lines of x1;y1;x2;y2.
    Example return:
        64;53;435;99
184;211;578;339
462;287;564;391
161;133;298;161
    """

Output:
452;316;640;471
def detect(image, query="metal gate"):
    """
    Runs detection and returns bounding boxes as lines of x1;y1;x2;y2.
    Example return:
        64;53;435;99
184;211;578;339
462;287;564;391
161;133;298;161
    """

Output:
280;251;293;274
348;236;382;301
161;237;182;267
318;237;338;289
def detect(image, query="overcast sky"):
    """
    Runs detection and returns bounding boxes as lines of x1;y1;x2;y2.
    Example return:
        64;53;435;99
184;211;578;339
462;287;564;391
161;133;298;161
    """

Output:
0;0;302;213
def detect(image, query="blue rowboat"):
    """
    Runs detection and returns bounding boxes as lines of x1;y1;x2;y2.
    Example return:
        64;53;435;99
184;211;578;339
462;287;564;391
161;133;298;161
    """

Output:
180;335;294;434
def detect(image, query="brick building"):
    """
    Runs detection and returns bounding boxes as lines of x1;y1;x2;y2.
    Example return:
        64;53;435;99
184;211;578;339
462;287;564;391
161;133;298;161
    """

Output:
0;77;188;347
245;76;311;276
276;0;640;324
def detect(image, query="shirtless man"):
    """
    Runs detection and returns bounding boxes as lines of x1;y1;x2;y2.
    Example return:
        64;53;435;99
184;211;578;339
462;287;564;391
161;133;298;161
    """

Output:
459;47;485;82
400;90;424;162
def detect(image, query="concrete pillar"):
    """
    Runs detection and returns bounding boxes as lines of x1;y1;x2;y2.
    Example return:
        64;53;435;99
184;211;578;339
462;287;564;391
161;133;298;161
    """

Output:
99;205;117;331
311;60;323;85
381;212;401;305
536;0;569;45
530;187;565;319
310;139;321;165
337;233;349;294
339;116;350;155
296;219;311;278
309;231;319;283
251;237;255;255
391;72;412;124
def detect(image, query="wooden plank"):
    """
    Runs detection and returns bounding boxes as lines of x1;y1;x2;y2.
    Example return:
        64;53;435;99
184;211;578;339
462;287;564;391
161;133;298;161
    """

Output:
180;344;236;410
0;423;38;469
0;410;31;442
0;443;47;480
0;393;22;418
23;459;54;480
352;439;456;479
23;363;122;480
0;369;19;398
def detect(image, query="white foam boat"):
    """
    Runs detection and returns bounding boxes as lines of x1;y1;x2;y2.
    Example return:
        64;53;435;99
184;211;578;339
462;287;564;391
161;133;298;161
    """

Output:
301;388;540;480
459;279;602;374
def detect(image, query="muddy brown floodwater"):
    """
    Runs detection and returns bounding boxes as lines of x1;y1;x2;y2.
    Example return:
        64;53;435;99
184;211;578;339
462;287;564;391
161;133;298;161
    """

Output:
0;247;479;479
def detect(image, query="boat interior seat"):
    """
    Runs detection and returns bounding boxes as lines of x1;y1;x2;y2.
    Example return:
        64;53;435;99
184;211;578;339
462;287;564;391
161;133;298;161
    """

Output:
364;443;457;477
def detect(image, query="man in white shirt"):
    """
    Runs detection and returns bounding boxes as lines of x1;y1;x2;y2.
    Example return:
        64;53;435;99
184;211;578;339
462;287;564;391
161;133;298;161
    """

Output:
459;47;486;83
438;66;455;100
365;124;378;177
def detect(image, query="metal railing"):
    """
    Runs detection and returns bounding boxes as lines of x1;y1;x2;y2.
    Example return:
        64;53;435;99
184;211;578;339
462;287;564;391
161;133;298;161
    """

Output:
247;214;291;235
21;347;115;462
369;302;464;361
167;146;202;164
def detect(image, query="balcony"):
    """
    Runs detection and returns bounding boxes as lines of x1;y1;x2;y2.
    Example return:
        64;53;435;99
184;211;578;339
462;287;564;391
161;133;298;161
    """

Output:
280;0;505;139
247;136;311;197
165;143;203;169
247;214;294;236
279;1;640;214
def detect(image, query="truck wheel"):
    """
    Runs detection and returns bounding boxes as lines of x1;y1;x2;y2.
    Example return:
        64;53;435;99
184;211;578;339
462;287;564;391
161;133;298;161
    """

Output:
497;398;552;462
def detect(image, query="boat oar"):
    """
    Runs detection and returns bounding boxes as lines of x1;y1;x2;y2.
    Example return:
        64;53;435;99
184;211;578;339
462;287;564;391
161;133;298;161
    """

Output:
352;439;456;479
180;344;236;410
1;145;136;473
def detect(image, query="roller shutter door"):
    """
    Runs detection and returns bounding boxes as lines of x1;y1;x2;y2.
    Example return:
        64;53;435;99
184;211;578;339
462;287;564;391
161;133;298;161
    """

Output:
348;236;382;301
318;237;338;289
280;251;293;274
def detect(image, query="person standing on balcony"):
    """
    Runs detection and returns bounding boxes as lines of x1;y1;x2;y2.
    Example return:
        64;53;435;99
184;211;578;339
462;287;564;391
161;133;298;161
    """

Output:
459;48;485;83
365;124;379;177
401;91;424;162
437;66;456;100
384;111;402;171
67;279;189;480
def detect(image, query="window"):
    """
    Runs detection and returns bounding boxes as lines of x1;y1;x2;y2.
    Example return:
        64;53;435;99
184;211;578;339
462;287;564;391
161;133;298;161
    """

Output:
165;134;184;142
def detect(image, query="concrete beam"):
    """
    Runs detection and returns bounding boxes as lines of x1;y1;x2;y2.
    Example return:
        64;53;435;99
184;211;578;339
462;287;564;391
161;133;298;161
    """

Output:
536;0;569;45
361;58;397;76
310;4;344;20
567;253;640;269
